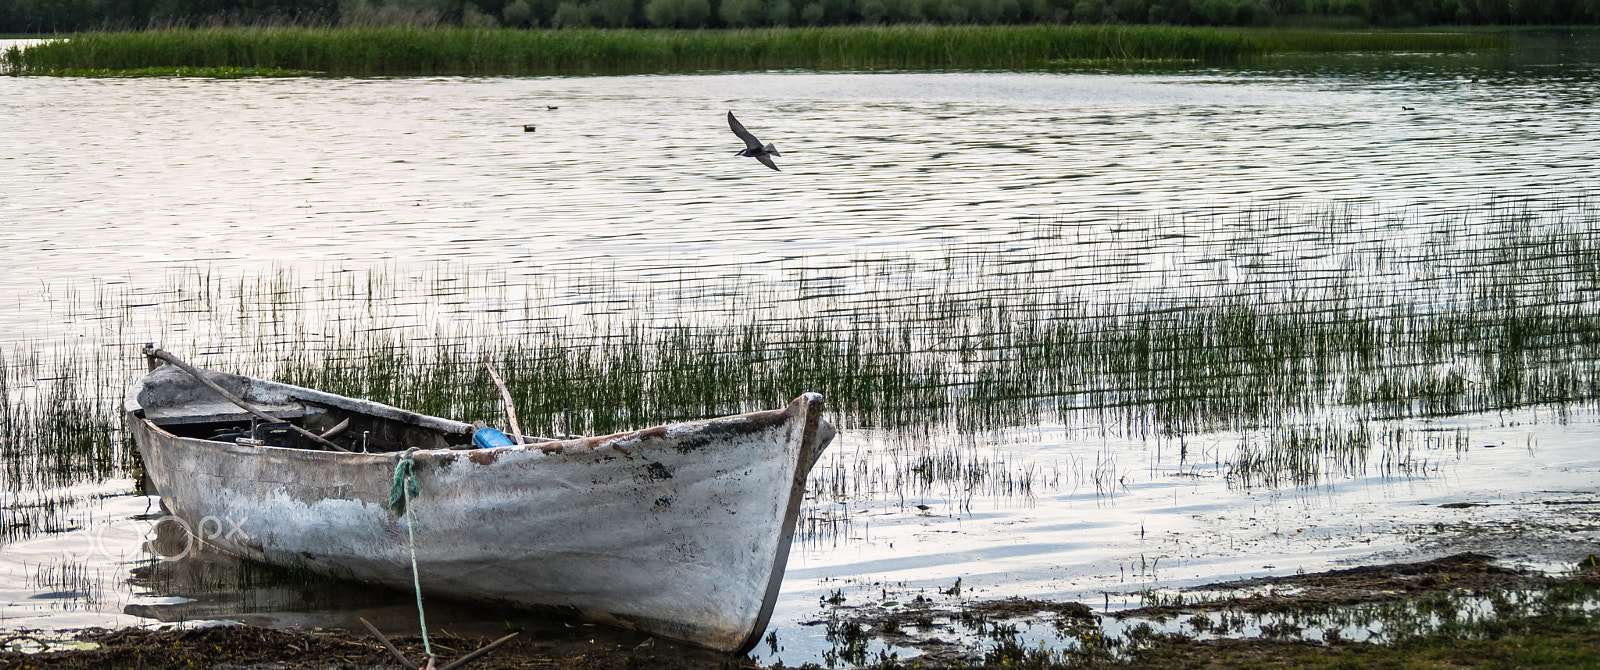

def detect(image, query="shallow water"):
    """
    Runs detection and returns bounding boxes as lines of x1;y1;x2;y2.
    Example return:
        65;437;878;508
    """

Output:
2;31;1599;665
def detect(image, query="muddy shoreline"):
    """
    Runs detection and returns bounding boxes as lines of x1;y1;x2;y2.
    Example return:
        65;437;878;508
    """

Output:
0;622;759;670
5;551;1597;669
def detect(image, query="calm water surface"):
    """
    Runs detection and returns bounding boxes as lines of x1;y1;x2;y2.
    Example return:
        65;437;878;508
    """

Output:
3;37;1596;320
1;31;1598;665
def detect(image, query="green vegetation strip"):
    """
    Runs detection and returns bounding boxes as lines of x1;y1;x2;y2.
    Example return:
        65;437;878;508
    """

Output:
1231;27;1505;52
38;66;315;78
9;25;1270;75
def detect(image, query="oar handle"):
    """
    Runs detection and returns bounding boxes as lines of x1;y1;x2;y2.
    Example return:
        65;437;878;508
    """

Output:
142;345;350;453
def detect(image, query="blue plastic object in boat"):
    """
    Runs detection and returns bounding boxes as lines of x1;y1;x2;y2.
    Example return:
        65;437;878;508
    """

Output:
472;426;515;449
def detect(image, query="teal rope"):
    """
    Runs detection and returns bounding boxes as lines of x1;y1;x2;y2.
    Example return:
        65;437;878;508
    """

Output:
390;447;433;661
388;447;421;517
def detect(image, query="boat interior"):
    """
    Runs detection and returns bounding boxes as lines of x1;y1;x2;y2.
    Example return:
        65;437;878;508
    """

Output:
143;400;476;453
133;355;563;453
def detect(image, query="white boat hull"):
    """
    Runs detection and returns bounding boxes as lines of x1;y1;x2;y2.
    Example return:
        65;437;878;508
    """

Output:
125;364;833;653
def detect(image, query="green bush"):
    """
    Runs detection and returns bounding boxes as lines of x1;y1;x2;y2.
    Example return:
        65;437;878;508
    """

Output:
769;0;796;23
977;0;1022;21
594;0;634;25
503;0;534;25
1193;0;1258;23
551;1;590;26
1073;0;1109;20
720;0;765;24
1113;0;1149;20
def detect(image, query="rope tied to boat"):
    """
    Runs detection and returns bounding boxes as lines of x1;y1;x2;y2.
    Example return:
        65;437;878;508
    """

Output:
389;446;434;662
389;447;422;517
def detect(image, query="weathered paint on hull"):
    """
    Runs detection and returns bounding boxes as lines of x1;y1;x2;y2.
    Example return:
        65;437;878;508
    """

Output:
127;382;831;654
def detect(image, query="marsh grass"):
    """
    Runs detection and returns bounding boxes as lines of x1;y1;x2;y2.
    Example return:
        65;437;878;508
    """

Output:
1236;28;1506;53
1223;421;1463;490
0;346;129;553
4;196;1599;546
36;66;314;77
5;24;1269;76
2;25;1509;77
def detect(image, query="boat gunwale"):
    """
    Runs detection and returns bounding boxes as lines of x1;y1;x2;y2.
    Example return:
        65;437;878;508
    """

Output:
126;363;811;459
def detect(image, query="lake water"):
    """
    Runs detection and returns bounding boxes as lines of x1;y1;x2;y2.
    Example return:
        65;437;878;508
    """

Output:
2;30;1598;665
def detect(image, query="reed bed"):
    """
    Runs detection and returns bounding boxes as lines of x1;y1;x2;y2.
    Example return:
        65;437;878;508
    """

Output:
256;201;1600;440
0;345;126;545
3;196;1598;544
1233;28;1506;53
34;66;313;77
5;24;1267;75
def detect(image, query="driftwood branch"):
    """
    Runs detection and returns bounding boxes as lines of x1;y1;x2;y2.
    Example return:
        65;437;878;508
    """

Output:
359;618;517;670
438;632;519;670
142;345;350;453
482;359;525;445
359;618;419;670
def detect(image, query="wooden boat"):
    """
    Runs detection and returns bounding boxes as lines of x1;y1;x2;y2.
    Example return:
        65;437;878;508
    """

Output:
123;348;834;654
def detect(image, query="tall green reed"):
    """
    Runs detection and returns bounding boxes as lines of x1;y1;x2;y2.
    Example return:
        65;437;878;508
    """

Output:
90;196;1600;442
6;25;1270;75
1235;28;1505;53
4;195;1597;534
1;346;127;545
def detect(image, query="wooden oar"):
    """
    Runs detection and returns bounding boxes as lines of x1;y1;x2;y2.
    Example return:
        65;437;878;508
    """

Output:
141;345;350;453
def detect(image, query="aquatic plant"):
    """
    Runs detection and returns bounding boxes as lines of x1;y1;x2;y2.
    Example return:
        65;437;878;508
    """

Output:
815;563;1600;667
1235;28;1505;53
5;24;1279;76
33;66;314;77
5;196;1599;548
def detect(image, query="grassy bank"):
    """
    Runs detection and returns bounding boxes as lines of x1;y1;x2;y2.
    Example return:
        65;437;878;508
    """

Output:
2;24;1351;75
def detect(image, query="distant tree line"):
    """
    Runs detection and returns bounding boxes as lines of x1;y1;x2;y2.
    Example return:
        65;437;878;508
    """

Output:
2;0;1597;32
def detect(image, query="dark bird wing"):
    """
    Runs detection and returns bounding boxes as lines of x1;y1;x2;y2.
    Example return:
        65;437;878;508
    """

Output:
728;111;764;151
755;152;780;171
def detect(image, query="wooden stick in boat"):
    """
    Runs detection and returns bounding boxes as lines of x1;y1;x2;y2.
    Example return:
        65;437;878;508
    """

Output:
320;418;351;439
482;359;525;445
142;346;351;453
359;617;420;670
437;632;519;670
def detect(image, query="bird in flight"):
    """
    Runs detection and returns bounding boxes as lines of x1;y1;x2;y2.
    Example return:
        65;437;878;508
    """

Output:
728;111;781;171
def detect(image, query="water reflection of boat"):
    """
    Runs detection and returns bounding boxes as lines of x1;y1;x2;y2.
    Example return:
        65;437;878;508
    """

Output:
123;348;833;654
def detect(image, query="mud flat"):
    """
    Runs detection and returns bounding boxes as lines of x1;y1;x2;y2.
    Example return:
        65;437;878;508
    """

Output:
800;550;1600;669
0;621;753;670
5;549;1597;669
